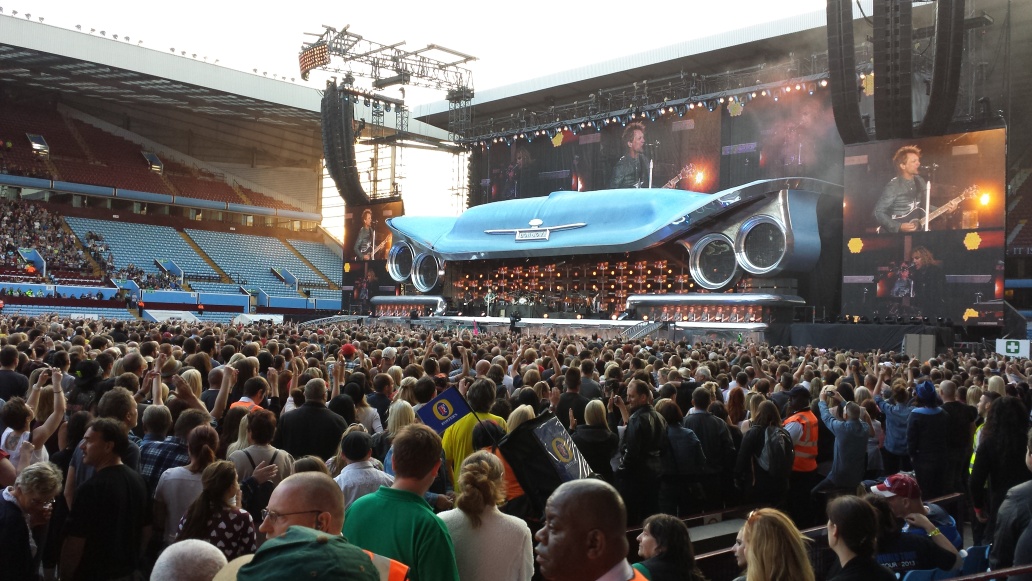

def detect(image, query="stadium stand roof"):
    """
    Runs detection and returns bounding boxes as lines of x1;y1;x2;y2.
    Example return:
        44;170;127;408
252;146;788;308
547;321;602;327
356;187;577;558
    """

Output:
0;16;449;139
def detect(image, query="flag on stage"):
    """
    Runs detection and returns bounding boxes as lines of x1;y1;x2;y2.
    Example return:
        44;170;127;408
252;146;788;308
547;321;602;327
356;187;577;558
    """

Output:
417;387;472;434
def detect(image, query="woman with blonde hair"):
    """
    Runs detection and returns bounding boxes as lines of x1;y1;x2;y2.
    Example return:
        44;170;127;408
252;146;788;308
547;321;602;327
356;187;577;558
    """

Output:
572;399;620;483
225;415;250;457
439;451;533;581
733;508;814;581
371;400;414;462
395;376;419;406
180;369;203;399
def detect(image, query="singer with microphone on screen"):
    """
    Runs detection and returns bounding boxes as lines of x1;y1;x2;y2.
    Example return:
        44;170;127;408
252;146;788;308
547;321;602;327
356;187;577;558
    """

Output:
873;145;960;233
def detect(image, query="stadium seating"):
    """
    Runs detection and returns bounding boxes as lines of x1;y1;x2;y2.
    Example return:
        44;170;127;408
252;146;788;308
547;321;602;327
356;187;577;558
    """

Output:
304;288;342;301
1;304;134;320
189;281;245;294
185;229;328;296
288;239;343;284
0;103;78;178
55;119;170;194
64;217;217;279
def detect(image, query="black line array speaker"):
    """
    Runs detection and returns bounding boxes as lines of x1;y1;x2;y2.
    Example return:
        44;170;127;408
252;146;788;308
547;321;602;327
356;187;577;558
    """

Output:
917;0;967;136
873;0;914;140
826;0;870;145
321;80;370;206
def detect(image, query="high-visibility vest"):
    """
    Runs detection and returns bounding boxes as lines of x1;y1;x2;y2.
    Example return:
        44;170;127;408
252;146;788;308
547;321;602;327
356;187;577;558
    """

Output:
969;423;984;475
362;550;410;581
229;400;260;412
784;410;818;472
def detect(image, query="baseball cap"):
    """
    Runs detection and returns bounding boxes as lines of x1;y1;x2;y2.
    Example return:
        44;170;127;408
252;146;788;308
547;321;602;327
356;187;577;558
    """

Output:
340;344;356;358
870;473;922;500
233;526;378;581
382;346;397;360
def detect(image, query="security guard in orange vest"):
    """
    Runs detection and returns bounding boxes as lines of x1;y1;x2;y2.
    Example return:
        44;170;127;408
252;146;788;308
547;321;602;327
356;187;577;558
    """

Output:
783;385;820;527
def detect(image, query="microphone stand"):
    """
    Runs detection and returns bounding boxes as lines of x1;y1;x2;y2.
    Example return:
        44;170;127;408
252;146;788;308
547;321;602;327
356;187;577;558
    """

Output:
922;165;938;232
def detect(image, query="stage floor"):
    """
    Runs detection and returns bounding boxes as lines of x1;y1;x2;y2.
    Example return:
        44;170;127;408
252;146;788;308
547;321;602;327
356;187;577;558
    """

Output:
304;314;962;351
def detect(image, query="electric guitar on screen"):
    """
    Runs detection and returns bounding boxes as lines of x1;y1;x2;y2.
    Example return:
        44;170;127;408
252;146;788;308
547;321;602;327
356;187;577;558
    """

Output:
358;234;391;260
662;164;698;189
880;185;979;233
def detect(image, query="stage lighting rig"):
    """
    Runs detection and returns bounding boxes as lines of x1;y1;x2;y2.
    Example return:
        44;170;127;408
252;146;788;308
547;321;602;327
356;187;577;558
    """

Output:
299;24;476;138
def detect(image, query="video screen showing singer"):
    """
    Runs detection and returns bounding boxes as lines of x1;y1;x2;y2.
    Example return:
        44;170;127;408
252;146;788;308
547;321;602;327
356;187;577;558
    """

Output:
873;145;961;233
609;122;649;189
352;208;391;261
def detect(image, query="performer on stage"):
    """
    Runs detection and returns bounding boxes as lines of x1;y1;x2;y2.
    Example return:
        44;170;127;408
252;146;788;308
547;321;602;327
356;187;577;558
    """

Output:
873;145;958;233
910;246;946;316
609;122;650;189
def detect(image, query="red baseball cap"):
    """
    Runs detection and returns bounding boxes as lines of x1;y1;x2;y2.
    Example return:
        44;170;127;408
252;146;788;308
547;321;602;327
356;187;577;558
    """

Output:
870;473;922;500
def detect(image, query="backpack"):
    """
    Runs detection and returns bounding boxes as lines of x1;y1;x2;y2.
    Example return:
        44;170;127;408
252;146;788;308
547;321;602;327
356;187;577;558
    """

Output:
756;426;794;480
242;450;278;517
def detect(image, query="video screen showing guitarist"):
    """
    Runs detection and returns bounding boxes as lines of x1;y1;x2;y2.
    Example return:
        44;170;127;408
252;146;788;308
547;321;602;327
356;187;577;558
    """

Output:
609;121;697;190
873;145;961;233
352;209;391;261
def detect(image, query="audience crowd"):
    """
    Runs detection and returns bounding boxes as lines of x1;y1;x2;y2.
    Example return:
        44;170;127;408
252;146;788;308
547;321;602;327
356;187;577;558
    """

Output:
0;314;1030;581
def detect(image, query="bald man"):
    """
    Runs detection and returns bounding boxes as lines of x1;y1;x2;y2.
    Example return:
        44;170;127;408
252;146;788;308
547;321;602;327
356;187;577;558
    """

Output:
534;479;647;581
259;472;345;539
256;472;408;581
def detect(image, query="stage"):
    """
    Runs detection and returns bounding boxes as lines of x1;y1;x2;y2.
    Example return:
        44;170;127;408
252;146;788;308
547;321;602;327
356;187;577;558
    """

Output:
303;314;958;352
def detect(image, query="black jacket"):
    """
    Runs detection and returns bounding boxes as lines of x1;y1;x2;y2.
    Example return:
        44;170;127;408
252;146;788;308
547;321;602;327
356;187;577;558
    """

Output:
619;404;666;477
990;479;1032;570
571;424;619;483
272;401;348;461
683;410;736;476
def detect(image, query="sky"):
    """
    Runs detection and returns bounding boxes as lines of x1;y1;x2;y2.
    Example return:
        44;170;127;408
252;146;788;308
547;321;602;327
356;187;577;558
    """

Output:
10;0;830;237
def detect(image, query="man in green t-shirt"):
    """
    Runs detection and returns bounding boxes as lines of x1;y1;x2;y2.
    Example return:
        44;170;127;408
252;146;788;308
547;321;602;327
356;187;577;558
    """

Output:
344;424;460;581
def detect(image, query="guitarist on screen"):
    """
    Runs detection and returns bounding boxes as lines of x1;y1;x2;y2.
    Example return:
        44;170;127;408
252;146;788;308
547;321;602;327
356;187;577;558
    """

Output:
873;145;960;233
609;121;697;190
353;209;391;260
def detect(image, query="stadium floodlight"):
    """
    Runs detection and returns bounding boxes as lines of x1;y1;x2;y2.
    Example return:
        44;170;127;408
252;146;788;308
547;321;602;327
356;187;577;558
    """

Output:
76;25;81;30
25;12;30;19
38;17;43;22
